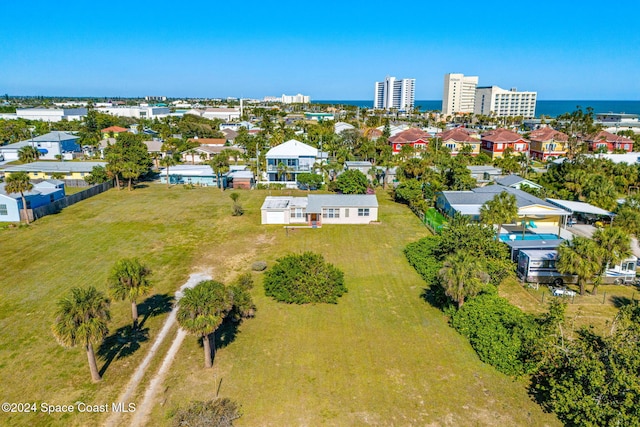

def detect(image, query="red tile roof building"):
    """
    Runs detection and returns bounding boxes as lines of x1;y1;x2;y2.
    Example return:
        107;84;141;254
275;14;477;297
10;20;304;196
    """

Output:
438;127;480;156
388;128;430;154
528;127;569;160
100;126;129;134
585;130;634;153
480;128;529;159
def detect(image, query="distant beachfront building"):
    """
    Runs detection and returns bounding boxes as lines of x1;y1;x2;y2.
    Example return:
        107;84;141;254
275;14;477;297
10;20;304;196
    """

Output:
474;86;537;118
281;94;310;104
442;73;478;116
595;113;640;135
374;76;415;111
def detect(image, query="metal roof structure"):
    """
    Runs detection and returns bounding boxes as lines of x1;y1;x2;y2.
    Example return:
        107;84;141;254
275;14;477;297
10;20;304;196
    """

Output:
546;198;614;216
3;161;106;173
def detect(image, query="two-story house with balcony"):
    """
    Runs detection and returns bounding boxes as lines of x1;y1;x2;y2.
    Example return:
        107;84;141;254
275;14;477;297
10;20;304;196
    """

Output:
388;128;430;155
528;127;569;160
480;128;529;159
438;127;480;156
265;139;322;188
585;130;634;153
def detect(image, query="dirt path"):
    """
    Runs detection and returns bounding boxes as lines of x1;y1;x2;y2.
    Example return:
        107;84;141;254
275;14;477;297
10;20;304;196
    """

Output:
104;272;211;427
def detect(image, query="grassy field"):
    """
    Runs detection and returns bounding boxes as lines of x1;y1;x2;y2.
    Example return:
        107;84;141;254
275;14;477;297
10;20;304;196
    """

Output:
500;278;640;334
0;184;560;426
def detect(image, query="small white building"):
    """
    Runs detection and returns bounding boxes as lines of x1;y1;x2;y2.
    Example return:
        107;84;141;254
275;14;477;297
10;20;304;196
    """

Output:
261;194;378;226
97;106;170;119
202;108;241;121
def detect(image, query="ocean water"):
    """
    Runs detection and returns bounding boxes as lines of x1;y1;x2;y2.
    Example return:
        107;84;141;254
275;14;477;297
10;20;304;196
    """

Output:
313;100;640;119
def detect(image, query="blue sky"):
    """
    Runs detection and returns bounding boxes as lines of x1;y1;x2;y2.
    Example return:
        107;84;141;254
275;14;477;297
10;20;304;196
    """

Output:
2;0;639;100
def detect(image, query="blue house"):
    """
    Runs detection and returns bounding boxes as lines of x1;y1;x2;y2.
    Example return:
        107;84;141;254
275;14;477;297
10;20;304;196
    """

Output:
0;131;81;161
0;180;66;222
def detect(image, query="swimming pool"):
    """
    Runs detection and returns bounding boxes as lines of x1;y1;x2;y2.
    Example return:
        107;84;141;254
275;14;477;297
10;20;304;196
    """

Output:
499;233;561;241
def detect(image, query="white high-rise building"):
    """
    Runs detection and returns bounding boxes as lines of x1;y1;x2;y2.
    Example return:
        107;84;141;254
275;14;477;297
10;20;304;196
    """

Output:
442;73;478;116
373;76;415;111
281;93;311;104
474;86;537;118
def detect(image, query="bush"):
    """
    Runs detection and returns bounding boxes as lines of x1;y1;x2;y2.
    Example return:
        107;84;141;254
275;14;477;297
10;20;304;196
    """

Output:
172;398;241;427
451;292;539;376
333;169;368;194
251;261;267;271
263;252;346;304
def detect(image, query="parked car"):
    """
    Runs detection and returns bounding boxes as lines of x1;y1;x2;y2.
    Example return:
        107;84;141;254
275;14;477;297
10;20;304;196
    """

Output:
552;287;576;297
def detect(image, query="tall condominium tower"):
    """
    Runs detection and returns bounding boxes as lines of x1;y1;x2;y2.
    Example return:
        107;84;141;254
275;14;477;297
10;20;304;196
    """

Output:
442;73;479;116
474;86;537;118
373;76;415;110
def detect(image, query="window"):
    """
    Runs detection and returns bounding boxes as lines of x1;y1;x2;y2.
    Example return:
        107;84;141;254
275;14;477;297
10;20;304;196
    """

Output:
0;204;7;216
358;208;370;217
292;208;305;219
323;208;340;219
345;208;349;218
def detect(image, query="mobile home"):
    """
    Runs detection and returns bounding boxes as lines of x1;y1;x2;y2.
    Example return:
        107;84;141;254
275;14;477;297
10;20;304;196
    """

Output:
517;250;638;286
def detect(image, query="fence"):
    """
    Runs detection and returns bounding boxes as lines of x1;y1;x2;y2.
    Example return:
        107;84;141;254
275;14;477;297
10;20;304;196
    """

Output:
25;181;113;222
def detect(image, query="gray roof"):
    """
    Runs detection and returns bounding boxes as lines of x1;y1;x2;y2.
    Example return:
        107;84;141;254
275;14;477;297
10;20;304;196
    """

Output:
467;165;502;173
0;180;62;198
3;161;106;173
519;249;558;260
495;174;526;187
345;161;373;168
1;131;79;150
306;194;378;213
440;186;568;215
228;171;254;179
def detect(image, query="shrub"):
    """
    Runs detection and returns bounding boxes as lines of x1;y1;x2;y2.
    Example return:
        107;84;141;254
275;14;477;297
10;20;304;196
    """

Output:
450;292;539;376
172;398;241;427
251;261;267;271
263;252;346;304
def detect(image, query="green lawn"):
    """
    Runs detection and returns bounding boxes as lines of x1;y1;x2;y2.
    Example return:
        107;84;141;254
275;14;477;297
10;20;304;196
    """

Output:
0;185;559;426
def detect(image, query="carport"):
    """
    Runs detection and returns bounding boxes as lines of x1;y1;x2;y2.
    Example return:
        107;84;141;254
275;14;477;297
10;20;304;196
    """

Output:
545;198;614;227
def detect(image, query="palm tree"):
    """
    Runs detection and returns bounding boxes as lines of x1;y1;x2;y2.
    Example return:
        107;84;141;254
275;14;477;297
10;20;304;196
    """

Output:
557;237;602;296
5;172;33;224
52;286;111;382
160;154;178;188
438;251;488;309
210;152;230;191
479;191;518;239
187;149;197;165
177;280;232;368
592;227;631;294
108;258;152;329
18;146;40;163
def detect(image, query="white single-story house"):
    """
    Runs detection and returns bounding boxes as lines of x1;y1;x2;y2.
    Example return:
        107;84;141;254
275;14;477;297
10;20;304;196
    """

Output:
261;194;378;226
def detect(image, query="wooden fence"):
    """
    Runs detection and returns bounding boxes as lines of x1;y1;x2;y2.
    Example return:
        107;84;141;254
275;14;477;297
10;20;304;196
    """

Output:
23;181;113;222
